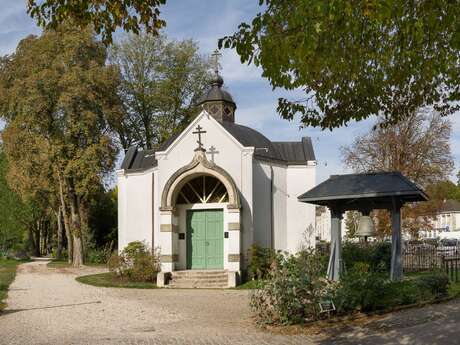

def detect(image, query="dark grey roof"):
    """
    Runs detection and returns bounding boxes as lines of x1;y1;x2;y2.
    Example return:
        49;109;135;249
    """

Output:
197;74;235;105
298;172;428;209
440;199;460;213
120;147;157;171
120;121;316;172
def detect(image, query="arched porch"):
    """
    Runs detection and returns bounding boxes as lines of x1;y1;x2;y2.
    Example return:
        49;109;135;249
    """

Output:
158;149;241;274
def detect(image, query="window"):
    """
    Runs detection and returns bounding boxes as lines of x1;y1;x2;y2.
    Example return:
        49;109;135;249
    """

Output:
176;175;228;204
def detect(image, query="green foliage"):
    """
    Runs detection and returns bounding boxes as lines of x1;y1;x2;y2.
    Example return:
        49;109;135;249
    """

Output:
247;244;281;280
0;150;36;254
76;272;157;289
250;249;334;325
85;242;113;264
335;265;450;313
426;180;460;204
220;1;460;129
335;263;391;312
0;259;25;311
109;33;211;150
0;24;124;264
27;0;166;45
342;242;391;273
415;272;450;298
108;241;161;282
87;188;118;248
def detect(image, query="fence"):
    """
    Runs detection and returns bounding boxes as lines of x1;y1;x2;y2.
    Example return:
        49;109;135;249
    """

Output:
442;256;460;283
403;242;460;273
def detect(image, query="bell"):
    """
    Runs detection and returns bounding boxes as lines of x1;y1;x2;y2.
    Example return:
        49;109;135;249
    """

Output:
355;215;376;238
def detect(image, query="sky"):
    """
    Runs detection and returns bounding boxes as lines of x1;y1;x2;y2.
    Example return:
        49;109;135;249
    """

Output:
0;0;459;183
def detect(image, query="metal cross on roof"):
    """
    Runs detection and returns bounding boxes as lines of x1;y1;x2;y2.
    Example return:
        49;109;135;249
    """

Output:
211;49;222;75
193;125;207;151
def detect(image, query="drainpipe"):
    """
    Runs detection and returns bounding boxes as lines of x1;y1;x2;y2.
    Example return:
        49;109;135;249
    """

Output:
270;166;275;249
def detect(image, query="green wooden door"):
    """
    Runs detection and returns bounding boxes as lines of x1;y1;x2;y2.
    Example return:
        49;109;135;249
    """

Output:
186;209;223;270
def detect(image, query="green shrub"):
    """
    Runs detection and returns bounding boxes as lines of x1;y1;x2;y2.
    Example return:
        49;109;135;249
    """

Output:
342;242;391;273
108;241;161;282
334;266;448;314
415;272;450;298
247;244;281;280
334;262;389;312
250;249;335;325
85;242;113;264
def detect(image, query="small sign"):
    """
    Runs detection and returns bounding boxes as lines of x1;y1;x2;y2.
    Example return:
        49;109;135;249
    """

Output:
319;300;336;314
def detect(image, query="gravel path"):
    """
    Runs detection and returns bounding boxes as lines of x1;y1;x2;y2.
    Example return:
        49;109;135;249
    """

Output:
0;260;316;345
2;260;460;345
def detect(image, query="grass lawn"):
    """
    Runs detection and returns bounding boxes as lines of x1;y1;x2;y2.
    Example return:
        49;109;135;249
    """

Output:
47;260;106;268
235;279;258;290
76;272;158;289
0;259;26;311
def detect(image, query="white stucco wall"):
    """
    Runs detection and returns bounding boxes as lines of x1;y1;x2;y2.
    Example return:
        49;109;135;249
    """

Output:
117;170;154;251
272;164;287;250
252;161;273;248
118;111;319;269
153;113;253;269
285;164;316;252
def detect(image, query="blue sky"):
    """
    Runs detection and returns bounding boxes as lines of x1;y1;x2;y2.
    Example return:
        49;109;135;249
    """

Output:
0;0;459;183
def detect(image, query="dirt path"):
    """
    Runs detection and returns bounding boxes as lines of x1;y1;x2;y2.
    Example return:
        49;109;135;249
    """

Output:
2;260;460;345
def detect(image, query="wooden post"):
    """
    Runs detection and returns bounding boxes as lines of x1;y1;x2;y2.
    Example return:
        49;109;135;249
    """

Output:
390;199;403;281
327;209;343;281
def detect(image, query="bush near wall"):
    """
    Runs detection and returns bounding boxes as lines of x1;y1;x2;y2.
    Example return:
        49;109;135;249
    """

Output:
250;249;334;325
247;244;283;280
108;241;160;282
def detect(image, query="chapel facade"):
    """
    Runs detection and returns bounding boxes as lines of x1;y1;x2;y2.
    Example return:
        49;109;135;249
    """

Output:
117;69;317;285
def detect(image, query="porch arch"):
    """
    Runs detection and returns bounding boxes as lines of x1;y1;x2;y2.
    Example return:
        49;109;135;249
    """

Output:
160;150;240;212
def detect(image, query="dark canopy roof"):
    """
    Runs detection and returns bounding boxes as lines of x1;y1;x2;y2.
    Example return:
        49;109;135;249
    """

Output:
120;122;315;172
298;172;428;211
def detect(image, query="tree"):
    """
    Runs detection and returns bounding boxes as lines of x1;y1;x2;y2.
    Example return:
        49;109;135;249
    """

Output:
0;25;122;265
219;0;460;129
27;0;166;44
109;33;211;150
341;110;454;237
342;110;453;187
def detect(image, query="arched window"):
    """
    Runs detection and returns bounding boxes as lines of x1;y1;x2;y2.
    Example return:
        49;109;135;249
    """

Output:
176;175;229;204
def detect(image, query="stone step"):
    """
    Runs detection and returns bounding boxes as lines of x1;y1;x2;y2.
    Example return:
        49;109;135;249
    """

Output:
171;274;228;280
168;270;230;288
171;270;228;276
168;282;228;289
171;277;228;283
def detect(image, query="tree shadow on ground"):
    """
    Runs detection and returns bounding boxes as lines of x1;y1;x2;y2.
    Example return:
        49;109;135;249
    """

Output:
317;299;460;345
0;300;101;316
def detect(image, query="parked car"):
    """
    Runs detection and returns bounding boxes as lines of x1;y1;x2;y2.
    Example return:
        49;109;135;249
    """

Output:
437;238;459;256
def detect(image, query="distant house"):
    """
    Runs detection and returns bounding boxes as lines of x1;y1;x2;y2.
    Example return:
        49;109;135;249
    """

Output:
314;206;350;241
422;199;460;239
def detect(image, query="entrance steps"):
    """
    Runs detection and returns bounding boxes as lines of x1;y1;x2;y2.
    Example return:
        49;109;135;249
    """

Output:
167;270;233;289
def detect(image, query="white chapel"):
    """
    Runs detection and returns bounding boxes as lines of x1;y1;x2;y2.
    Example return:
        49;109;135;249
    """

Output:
117;67;317;285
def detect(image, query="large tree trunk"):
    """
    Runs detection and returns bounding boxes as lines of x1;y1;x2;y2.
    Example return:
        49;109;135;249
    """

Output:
57;170;73;263
55;208;63;260
68;180;84;267
72;234;84;267
30;224;40;257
